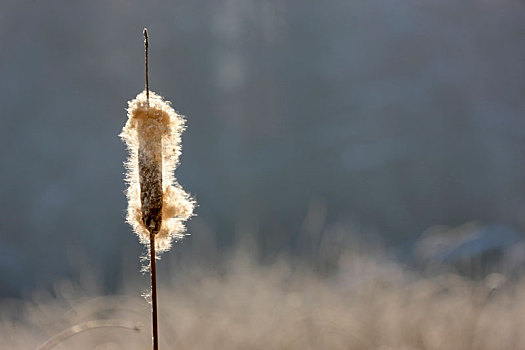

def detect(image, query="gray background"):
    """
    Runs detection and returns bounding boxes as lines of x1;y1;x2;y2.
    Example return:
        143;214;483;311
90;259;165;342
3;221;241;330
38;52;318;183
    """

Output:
1;0;524;297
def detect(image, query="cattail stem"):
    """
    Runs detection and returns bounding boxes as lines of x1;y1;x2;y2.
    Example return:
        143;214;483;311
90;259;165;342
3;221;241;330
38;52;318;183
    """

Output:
144;28;150;105
143;27;158;350
150;232;159;350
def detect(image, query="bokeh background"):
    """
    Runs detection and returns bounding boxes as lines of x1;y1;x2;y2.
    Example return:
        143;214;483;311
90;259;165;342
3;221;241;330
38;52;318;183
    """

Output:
1;0;525;299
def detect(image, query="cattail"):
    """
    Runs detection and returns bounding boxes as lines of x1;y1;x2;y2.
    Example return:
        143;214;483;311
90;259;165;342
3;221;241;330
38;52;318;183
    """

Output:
120;29;195;350
120;90;195;253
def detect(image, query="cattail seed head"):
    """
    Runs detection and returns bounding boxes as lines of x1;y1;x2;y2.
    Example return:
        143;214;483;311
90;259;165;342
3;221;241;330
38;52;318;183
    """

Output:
120;90;195;253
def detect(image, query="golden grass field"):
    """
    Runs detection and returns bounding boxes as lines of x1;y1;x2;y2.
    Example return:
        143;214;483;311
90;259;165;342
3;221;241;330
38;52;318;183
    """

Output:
1;250;524;350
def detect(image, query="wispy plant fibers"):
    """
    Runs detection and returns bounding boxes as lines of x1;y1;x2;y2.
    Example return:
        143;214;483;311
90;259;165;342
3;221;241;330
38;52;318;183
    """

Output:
120;90;194;253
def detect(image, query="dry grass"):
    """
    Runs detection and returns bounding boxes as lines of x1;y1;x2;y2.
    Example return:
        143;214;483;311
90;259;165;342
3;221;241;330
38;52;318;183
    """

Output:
1;251;524;350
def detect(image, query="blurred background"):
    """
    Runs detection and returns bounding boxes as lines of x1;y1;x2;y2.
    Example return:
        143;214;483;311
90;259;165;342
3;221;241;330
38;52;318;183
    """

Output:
1;0;525;299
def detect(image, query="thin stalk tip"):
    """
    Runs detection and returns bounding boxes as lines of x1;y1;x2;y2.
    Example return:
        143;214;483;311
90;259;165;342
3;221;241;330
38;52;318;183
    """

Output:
144;28;150;105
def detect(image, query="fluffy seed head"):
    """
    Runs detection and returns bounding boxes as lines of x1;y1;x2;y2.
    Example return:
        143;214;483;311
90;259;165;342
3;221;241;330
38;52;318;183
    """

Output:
120;90;195;253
